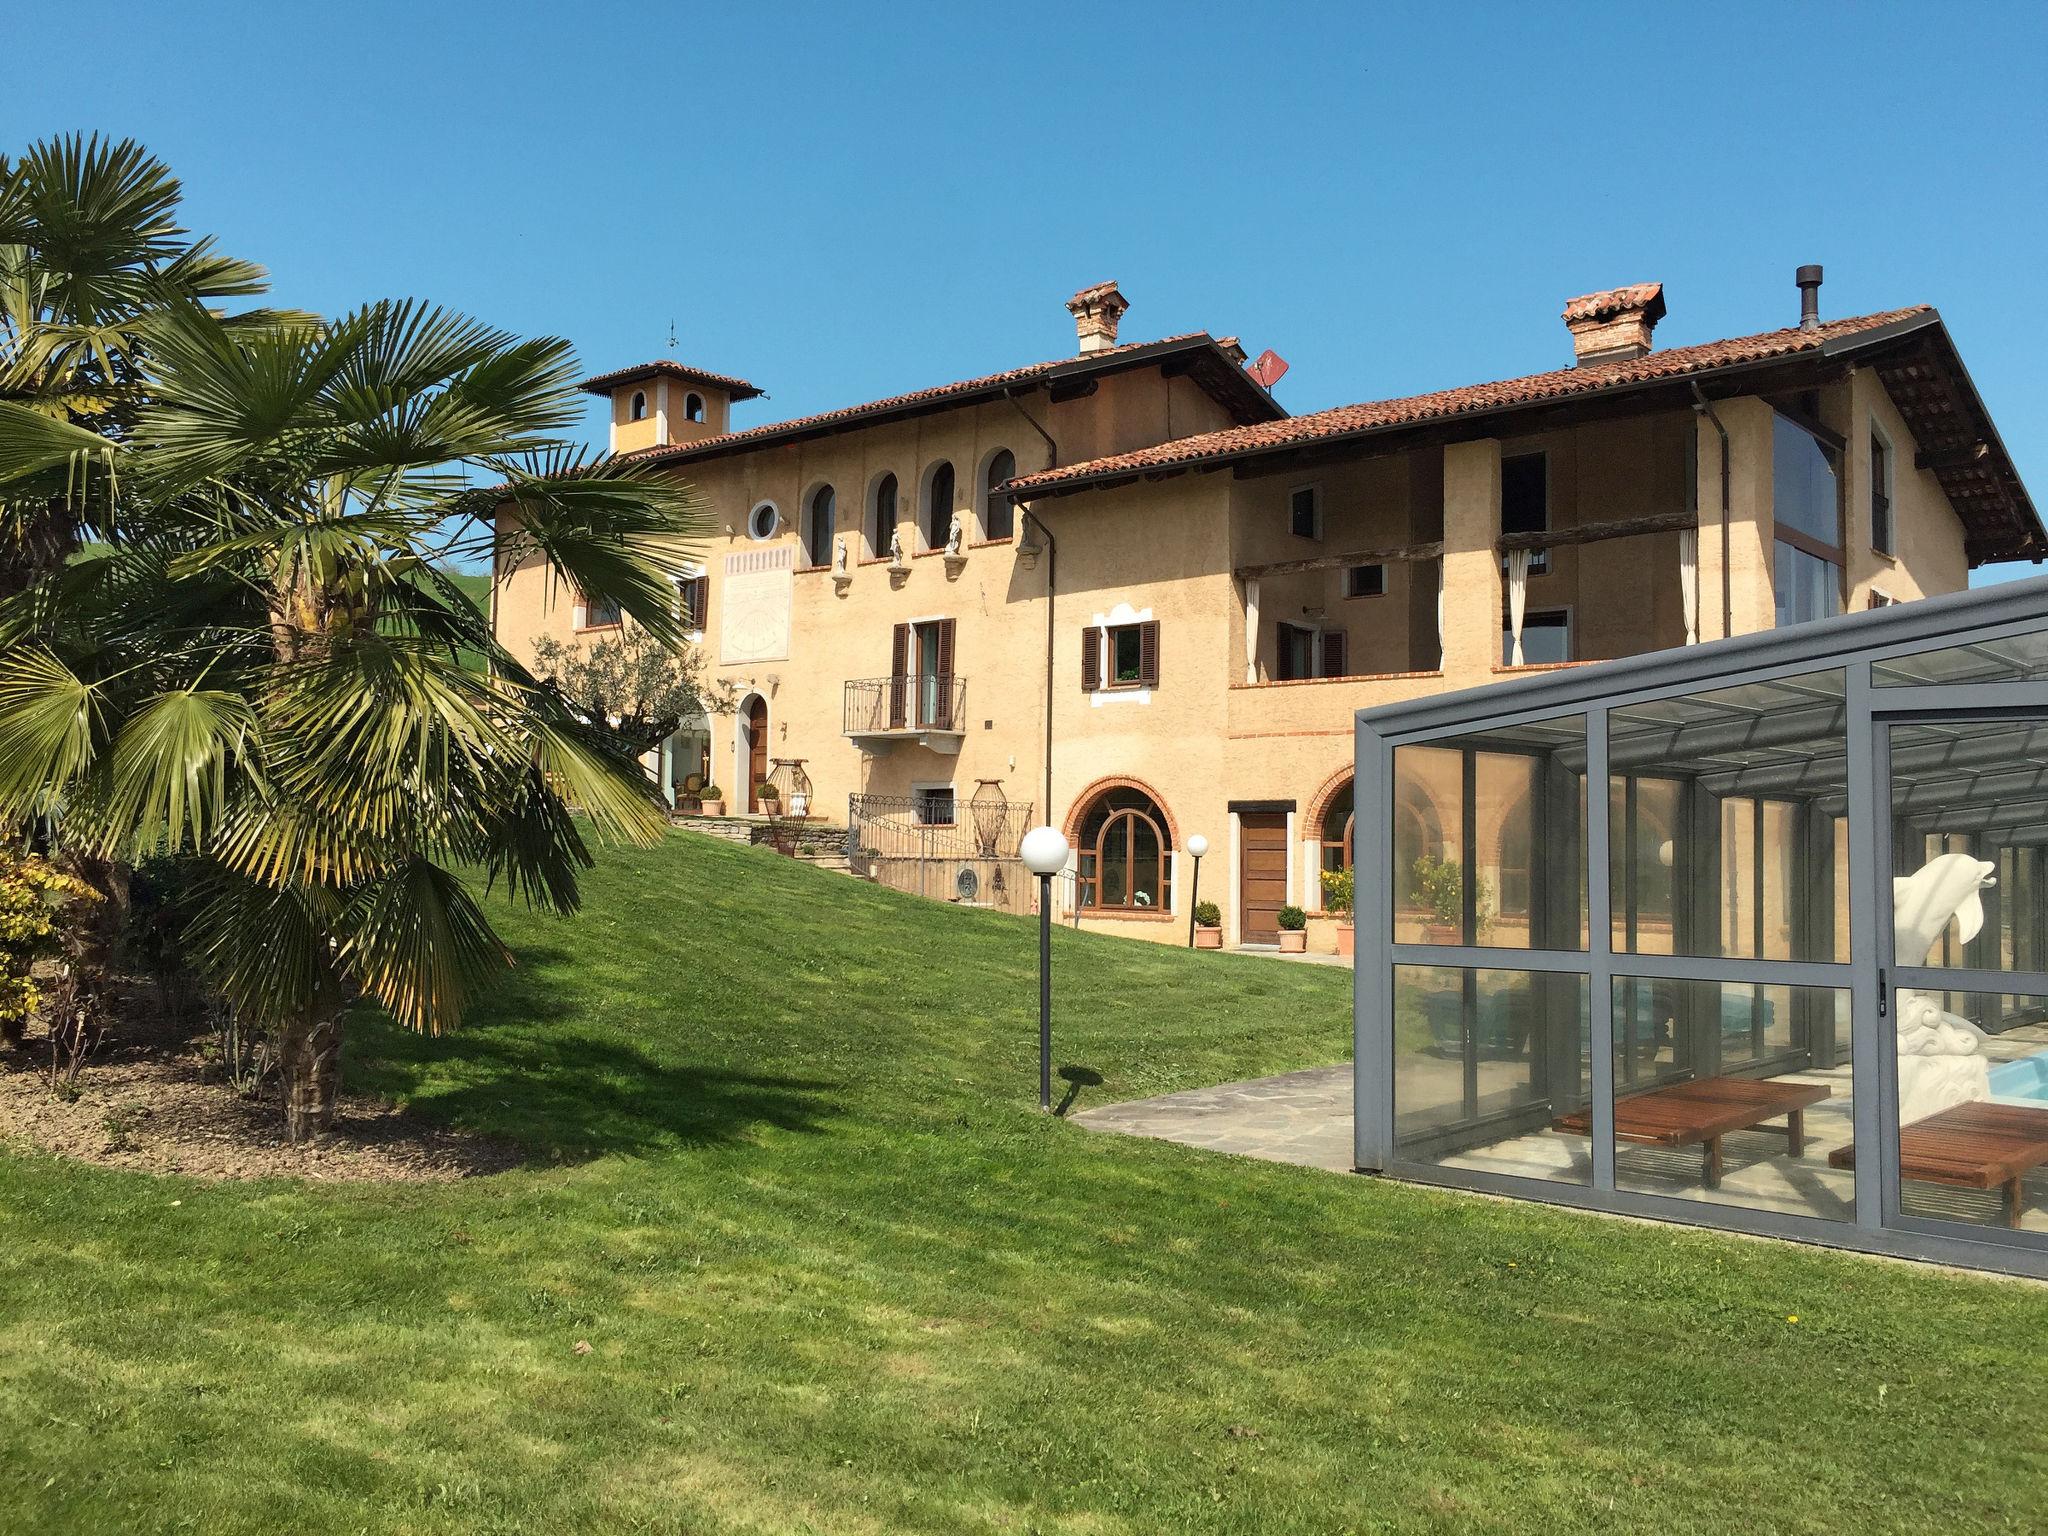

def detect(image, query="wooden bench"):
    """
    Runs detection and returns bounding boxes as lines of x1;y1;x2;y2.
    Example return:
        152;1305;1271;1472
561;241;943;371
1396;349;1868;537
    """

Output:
1829;1101;2048;1228
1555;1076;1832;1188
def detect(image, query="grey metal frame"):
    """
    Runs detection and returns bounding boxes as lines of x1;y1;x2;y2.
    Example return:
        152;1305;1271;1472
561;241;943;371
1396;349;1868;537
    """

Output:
1354;573;2048;1278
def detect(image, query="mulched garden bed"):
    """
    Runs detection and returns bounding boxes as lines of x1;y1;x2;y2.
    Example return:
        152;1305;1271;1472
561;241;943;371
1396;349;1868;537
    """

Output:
0;991;523;1182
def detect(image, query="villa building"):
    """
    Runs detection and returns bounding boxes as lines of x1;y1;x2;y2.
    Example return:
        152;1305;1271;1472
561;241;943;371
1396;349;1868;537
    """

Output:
491;273;2041;950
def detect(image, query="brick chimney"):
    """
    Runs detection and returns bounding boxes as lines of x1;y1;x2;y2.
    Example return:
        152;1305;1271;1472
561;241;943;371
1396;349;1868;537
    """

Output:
1066;281;1129;355
1561;282;1666;366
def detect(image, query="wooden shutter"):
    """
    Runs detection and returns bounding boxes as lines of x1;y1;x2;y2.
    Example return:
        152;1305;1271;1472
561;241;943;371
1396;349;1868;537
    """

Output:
1138;620;1160;689
683;575;708;631
1320;628;1347;678
1080;626;1102;693
888;623;909;727
932;619;956;729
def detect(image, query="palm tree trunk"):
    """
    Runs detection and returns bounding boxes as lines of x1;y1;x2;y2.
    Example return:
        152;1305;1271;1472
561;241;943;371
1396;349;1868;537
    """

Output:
279;1005;345;1141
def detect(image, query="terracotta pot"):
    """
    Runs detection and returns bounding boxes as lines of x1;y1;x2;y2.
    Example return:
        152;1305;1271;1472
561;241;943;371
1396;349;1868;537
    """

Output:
1194;927;1223;949
699;799;726;816
1278;930;1307;953
1334;923;1355;957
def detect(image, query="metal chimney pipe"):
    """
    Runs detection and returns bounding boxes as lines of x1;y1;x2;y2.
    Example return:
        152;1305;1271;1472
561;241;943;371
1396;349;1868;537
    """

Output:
1796;264;1824;332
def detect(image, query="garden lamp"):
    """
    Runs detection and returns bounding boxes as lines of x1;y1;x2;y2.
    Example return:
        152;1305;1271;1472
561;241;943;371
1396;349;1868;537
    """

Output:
1184;833;1210;947
1020;825;1070;1111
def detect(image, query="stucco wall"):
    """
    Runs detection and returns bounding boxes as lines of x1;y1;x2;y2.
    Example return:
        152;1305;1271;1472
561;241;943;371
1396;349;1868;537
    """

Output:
495;361;1982;950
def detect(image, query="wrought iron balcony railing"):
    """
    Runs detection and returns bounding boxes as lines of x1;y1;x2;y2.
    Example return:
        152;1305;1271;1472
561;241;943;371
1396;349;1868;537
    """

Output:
843;674;967;738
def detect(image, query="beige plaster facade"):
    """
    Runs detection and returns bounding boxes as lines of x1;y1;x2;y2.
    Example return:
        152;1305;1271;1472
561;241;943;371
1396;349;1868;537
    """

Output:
495;284;2025;953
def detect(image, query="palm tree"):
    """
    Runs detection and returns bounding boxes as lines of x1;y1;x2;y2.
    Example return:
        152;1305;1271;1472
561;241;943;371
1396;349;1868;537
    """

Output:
0;295;709;1139
0;134;292;1033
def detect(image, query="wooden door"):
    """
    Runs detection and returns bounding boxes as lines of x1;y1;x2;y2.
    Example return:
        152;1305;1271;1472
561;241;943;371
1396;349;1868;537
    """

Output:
745;697;768;811
1239;812;1289;943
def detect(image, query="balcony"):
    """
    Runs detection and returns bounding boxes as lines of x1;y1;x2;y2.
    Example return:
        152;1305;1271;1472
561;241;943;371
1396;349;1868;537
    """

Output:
843;674;967;753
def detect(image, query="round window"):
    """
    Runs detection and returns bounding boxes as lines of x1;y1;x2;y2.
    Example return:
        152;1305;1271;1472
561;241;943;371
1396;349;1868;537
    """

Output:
747;503;778;541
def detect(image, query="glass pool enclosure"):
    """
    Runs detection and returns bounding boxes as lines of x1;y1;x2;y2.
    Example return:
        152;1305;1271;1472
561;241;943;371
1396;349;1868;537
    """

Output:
1353;576;2048;1276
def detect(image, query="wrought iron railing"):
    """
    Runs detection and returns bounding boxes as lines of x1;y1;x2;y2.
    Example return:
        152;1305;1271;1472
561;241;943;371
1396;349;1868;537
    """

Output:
847;791;1042;914
843;675;968;736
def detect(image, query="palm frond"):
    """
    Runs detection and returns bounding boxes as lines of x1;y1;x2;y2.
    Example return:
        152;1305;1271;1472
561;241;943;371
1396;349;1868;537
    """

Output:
338;857;513;1034
103;685;255;855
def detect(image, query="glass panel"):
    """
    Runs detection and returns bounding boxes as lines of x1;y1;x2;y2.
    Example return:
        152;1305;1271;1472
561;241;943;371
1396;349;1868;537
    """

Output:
1774;540;1841;628
1611;976;1854;1221
1609;669;1846;962
1885;986;2048;1238
1112;626;1143;684
1772;412;1840;546
1389;716;1586;950
1888;720;2048;974
1609;777;1682;954
1131;815;1162;909
1394;966;1590;1184
1874;626;2048;686
1098;817;1129;908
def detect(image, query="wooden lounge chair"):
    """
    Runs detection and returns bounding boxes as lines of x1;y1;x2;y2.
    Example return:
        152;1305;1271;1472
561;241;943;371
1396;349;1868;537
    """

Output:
1829;1100;2048;1228
1555;1076;1832;1188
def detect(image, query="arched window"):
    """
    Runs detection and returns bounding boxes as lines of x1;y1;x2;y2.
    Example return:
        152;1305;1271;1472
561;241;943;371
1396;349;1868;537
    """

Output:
983;448;1016;541
805;484;836;567
685;392;705;424
1076;785;1172;912
870;473;897;558
922;461;955;551
1320;780;1355;873
629;391;647;421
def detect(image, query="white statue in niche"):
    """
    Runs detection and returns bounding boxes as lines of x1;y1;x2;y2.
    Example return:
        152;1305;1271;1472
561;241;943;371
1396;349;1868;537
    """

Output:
833;536;849;573
888;528;906;567
1891;852;1998;1124
945;511;965;556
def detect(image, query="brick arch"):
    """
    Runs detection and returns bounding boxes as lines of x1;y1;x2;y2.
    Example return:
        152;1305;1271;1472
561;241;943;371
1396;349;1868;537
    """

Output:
1305;762;1356;839
1062;775;1181;850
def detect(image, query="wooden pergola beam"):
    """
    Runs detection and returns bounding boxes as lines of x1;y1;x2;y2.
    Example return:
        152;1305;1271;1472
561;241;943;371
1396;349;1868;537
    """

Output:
1235;539;1444;580
1498;510;1697;553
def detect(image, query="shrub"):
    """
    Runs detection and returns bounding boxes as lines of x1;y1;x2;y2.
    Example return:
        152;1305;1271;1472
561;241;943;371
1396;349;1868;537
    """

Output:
1320;866;1354;918
1193;900;1221;928
1276;905;1307;932
699;784;723;799
0;851;99;1047
756;781;780;800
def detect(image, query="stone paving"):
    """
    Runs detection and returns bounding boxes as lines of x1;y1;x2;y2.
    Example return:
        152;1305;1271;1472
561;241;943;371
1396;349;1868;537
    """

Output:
1071;1063;1355;1172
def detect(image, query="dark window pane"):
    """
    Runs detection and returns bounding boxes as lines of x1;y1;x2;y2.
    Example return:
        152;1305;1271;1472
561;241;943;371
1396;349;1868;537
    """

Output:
1112;625;1144;683
1290;487;1319;538
1501;454;1547;536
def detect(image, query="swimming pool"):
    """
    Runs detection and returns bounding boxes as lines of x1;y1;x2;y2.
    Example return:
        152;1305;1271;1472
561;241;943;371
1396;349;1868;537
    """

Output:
1988;1051;2048;1104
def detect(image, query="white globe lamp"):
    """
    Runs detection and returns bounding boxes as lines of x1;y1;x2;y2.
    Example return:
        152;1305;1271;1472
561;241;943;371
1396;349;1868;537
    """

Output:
1184;833;1211;947
1020;825;1070;876
1019;825;1069;1111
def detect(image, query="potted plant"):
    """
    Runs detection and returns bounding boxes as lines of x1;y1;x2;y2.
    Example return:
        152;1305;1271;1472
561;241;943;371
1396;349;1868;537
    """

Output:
698;783;725;816
755;781;780;811
1193;900;1223;949
1321;867;1355;957
1276;904;1309;953
1411;853;1466;944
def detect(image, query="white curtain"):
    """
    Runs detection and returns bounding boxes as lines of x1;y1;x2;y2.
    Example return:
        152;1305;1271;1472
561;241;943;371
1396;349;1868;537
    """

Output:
1678;528;1700;645
1506;548;1531;666
1244;577;1261;684
1435;558;1445;667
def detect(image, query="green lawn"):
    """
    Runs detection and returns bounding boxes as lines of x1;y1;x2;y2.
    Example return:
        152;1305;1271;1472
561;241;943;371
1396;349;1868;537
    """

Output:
2;835;2044;1534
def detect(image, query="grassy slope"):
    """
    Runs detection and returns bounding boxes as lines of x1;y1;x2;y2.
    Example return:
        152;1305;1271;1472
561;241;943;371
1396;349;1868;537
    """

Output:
1;835;2043;1535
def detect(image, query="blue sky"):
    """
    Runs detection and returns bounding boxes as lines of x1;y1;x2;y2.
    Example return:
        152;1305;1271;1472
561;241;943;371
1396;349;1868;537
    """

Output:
12;0;2048;581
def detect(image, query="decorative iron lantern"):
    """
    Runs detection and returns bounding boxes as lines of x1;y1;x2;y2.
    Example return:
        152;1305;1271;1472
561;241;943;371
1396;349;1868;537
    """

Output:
969;778;1008;858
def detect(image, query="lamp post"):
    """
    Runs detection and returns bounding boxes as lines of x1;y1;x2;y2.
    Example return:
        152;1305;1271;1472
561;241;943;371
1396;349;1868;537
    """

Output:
1184;833;1210;947
1020;825;1070;1112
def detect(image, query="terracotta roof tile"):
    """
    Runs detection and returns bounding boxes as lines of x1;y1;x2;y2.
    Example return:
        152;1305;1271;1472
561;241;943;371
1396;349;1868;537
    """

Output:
1008;308;1929;496
620;332;1266;465
578;359;764;401
1562;282;1666;324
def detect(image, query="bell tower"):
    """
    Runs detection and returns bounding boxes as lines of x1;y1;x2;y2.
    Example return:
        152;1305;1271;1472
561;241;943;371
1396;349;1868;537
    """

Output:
578;360;764;453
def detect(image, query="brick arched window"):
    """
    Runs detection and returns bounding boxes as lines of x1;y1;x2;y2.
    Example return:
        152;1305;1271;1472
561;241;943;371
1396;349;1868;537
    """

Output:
1074;784;1173;912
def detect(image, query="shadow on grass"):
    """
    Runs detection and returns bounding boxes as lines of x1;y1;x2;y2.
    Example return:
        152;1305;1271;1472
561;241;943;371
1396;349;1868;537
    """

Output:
1054;1065;1104;1117
345;945;840;1163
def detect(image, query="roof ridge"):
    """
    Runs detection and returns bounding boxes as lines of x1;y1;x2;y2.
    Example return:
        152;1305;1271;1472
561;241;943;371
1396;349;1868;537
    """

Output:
1008;307;1934;493
620;331;1240;464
